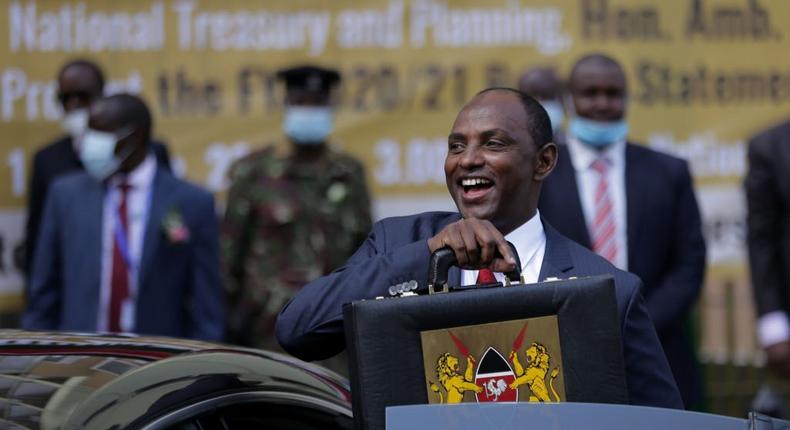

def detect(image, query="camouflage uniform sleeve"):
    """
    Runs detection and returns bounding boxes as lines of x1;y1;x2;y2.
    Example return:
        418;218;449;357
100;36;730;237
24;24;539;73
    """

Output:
220;159;256;335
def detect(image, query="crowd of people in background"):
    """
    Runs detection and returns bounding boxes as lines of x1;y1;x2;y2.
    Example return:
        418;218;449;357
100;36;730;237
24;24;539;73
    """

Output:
15;53;790;411
20;59;372;376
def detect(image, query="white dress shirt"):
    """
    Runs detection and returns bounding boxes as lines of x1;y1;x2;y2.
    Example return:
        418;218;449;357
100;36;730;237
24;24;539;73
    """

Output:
759;311;790;347
98;153;157;332
461;210;546;286
566;135;628;270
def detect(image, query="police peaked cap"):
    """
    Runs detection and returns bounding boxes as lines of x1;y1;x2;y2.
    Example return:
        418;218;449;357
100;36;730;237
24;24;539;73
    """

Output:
276;65;341;93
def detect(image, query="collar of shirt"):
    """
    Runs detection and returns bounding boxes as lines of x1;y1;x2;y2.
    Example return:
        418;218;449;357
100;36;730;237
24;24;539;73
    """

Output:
108;152;157;191
461;210;546;286
566;134;626;173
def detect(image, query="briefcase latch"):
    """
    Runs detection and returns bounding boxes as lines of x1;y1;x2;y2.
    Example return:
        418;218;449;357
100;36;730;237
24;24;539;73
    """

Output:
428;282;449;295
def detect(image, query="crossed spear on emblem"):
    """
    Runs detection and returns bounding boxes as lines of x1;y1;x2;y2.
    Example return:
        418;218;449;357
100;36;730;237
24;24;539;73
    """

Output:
446;322;529;363
447;329;475;364
510;322;529;360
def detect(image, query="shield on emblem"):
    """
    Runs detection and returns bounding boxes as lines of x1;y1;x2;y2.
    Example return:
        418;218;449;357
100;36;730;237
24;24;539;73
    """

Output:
474;347;517;402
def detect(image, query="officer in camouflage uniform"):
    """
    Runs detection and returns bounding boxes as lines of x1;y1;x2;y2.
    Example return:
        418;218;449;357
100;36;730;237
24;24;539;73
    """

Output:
222;66;372;354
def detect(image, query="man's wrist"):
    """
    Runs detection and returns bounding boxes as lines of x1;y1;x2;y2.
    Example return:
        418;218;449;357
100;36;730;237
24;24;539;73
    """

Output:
758;311;790;348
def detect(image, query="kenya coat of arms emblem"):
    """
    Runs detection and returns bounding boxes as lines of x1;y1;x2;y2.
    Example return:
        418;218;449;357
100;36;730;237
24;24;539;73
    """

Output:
421;316;565;404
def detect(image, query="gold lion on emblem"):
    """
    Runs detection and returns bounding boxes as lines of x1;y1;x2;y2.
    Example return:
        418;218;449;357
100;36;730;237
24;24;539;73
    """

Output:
429;353;482;404
509;342;560;402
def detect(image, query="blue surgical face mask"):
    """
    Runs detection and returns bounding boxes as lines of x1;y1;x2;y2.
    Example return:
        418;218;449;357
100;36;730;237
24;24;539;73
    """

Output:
540;100;565;133
79;128;134;181
283;106;334;145
568;117;629;148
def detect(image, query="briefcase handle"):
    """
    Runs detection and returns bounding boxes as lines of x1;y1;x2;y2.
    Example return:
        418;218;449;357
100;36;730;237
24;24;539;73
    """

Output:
427;241;521;294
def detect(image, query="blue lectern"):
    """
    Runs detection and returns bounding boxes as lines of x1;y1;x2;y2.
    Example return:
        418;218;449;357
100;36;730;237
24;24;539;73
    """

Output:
386;402;789;430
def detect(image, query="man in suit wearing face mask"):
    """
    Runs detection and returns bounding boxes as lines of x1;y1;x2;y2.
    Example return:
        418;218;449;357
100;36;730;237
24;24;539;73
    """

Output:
538;54;706;409
23;94;224;341
222;65;372;353
25;59;171;291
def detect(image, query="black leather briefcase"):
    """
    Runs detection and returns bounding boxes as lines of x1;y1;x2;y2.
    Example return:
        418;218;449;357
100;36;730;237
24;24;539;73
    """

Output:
342;247;628;430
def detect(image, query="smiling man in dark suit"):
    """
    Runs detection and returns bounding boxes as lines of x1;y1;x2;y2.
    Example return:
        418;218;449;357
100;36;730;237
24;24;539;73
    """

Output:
538;54;706;409
23;94;223;341
277;87;683;408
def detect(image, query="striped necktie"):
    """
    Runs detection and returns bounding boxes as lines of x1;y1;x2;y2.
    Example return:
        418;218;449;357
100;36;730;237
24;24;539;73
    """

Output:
590;158;618;264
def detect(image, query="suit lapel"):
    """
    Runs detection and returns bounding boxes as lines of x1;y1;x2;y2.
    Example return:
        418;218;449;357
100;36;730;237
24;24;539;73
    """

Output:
538;220;575;281
138;169;176;289
777;135;790;197
624;144;641;269
555;146;592;248
84;179;106;296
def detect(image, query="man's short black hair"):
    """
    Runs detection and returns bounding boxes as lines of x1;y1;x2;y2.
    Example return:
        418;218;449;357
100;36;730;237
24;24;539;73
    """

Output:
58;59;105;91
101;94;152;141
569;53;624;89
476;87;554;148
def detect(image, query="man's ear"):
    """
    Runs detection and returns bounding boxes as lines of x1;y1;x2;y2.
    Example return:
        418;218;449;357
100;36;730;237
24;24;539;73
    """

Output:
534;142;557;181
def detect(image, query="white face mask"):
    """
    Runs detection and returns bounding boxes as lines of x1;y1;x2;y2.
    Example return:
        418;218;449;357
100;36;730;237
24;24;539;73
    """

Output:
79;128;135;181
61;108;89;145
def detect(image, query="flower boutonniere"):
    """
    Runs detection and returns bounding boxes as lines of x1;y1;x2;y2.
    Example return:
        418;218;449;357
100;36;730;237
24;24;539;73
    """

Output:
162;207;190;244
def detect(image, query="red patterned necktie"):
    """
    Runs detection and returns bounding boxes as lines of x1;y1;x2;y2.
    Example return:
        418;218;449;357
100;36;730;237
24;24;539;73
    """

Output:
108;183;131;332
476;268;497;284
591;159;618;264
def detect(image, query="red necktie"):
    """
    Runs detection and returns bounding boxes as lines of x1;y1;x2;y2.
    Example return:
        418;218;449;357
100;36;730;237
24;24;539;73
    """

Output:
109;184;131;332
476;268;497;284
591;159;618;264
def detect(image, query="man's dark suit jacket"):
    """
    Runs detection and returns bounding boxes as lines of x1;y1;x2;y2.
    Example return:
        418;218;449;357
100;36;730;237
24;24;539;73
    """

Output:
276;211;683;409
539;143;706;409
745;121;790;324
25;136;171;281
22;165;224;340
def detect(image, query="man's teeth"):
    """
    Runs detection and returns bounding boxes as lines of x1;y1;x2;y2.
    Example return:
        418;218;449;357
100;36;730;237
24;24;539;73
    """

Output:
461;178;492;187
